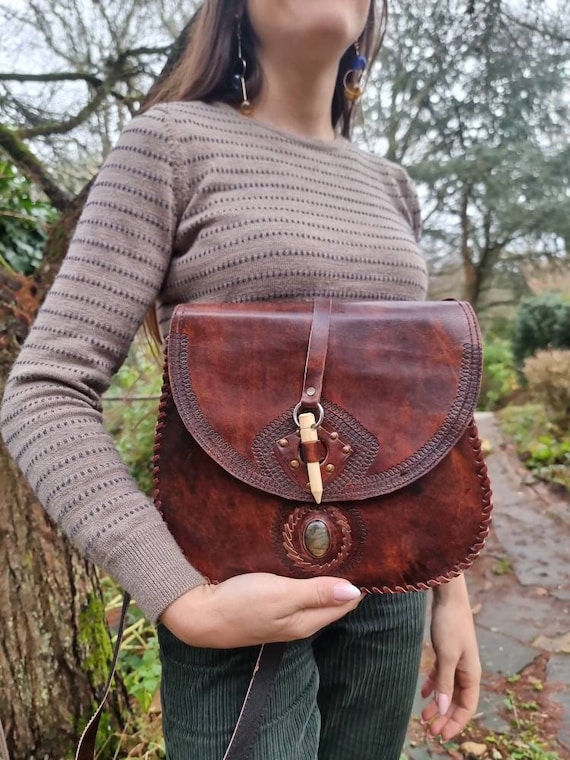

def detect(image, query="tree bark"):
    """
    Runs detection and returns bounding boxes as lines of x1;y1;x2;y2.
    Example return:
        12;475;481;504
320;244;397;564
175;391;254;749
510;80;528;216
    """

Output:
0;19;190;752
0;202;123;760
459;185;480;310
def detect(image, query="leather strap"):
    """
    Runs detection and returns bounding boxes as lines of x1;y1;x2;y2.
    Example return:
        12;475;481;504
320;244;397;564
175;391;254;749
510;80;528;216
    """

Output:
300;439;326;463
75;592;132;760
299;298;332;410
222;642;286;760
73;592;284;760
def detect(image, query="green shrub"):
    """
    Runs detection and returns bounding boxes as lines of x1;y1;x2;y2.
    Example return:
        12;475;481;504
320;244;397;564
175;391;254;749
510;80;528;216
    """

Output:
479;337;519;410
499;403;570;491
523;350;570;427
511;293;570;369
0;159;55;274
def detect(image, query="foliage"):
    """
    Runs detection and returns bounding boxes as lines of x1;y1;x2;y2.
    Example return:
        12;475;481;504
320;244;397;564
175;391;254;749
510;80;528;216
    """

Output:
368;0;570;310
103;339;162;496
479;336;519;410
101;578;165;759
0;159;55;273
483;690;565;760
524;349;570;426
102;342;165;757
499;403;570;491
0;0;568;310
511;293;570;369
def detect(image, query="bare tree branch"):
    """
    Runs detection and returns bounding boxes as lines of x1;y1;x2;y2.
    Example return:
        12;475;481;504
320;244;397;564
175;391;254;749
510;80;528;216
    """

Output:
502;9;570;45
120;45;172;58
0;72;104;87
15;87;110;139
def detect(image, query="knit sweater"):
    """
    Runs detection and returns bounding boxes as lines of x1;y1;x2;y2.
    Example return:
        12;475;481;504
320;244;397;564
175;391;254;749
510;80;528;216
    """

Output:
1;100;427;622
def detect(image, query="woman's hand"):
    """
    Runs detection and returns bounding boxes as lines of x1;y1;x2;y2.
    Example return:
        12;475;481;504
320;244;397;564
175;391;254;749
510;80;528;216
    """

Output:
160;572;363;648
421;574;482;741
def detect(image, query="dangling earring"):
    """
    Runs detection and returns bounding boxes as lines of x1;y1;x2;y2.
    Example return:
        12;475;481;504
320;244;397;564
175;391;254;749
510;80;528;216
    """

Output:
343;42;367;101
232;19;253;115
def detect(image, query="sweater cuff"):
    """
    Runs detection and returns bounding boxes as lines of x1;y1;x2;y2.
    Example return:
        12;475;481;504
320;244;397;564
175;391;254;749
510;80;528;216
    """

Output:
103;522;207;623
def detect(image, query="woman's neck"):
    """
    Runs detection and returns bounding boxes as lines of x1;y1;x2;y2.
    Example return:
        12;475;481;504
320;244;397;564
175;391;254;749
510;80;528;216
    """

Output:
247;55;339;142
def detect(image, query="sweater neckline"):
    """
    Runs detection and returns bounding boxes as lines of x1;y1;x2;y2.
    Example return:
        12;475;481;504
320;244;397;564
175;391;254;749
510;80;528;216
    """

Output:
213;101;354;154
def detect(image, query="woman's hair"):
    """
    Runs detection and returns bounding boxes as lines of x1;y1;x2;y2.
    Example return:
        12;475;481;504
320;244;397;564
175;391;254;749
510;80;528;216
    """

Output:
145;0;388;134
143;0;389;344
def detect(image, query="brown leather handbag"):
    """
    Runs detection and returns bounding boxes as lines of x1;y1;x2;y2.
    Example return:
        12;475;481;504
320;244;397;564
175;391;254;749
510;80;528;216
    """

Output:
70;298;493;760
154;298;492;591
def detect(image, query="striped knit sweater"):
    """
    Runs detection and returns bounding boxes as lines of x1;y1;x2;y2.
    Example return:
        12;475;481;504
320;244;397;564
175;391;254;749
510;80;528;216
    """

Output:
1;100;427;622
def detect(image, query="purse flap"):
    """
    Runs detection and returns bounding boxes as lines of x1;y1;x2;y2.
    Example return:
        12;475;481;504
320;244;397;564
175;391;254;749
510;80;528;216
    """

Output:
166;300;482;502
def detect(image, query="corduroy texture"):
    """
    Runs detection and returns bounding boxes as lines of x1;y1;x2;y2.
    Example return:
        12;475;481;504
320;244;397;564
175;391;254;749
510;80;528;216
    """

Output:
0;100;427;622
159;592;428;760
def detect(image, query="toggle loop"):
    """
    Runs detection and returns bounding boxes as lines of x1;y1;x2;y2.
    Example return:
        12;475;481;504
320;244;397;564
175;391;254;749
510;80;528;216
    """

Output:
293;402;324;430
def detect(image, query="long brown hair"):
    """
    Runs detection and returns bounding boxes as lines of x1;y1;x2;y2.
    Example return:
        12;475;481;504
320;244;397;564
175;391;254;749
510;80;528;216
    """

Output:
143;0;389;344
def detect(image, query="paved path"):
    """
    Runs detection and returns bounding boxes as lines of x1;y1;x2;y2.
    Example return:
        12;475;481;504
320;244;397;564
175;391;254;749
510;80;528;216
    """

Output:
405;412;570;759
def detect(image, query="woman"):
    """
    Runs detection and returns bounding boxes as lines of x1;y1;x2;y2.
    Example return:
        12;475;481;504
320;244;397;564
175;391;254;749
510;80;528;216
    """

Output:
0;1;481;758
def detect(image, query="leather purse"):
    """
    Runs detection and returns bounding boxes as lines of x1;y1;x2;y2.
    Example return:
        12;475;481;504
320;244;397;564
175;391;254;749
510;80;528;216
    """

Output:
153;298;492;591
71;298;493;760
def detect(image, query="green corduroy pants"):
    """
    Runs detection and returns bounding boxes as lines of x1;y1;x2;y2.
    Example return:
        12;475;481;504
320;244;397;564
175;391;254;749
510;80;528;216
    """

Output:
158;591;427;760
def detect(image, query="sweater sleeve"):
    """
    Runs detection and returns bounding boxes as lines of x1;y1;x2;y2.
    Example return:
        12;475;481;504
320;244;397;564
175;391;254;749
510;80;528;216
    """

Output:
0;106;206;623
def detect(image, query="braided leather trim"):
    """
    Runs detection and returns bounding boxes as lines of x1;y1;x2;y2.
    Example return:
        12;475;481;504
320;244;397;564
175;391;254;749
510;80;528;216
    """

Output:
152;338;172;518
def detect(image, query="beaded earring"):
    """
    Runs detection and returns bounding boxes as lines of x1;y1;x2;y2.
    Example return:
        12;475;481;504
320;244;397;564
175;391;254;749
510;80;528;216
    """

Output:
232;19;253;115
343;42;367;101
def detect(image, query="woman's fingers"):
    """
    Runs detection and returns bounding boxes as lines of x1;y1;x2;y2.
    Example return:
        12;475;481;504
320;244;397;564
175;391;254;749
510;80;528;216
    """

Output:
160;573;363;648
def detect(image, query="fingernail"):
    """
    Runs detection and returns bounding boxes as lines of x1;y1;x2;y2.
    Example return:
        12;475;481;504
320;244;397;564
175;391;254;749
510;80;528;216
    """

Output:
437;693;451;716
333;583;361;601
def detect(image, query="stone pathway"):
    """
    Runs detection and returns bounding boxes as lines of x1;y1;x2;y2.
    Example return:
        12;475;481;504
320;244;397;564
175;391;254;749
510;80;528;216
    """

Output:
404;412;570;759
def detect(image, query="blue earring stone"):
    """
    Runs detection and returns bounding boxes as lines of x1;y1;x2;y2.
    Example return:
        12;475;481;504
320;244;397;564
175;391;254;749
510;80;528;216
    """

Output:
354;54;367;71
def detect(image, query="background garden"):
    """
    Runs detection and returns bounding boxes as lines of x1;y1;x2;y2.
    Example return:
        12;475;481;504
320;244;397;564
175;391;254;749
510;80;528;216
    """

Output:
0;0;568;758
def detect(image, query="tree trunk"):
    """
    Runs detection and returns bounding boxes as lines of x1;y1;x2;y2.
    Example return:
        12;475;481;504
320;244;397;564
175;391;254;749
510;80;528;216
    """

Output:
459;186;481;311
0;200;124;760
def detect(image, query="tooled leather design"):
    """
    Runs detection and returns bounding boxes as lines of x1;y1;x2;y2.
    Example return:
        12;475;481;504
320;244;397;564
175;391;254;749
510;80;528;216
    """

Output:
252;402;378;500
282;506;353;574
272;426;353;490
350;342;482;499
362;418;493;595
169;333;283;493
168;330;483;502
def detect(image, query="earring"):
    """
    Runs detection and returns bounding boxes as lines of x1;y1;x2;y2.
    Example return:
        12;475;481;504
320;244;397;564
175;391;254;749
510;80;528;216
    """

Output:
232;19;253;115
343;42;367;101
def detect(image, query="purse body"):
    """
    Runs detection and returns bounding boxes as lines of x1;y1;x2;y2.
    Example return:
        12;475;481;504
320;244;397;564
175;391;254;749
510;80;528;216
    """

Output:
154;300;492;593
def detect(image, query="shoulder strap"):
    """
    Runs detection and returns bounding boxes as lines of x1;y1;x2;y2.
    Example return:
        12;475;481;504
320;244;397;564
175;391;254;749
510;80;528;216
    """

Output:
75;592;285;760
223;642;286;760
75;592;132;760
